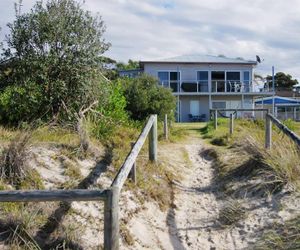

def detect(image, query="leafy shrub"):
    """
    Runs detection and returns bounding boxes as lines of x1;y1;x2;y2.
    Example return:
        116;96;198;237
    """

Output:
89;82;129;139
120;74;176;121
0;83;44;125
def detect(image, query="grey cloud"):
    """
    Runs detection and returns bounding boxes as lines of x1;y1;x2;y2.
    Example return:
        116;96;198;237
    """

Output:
1;0;300;80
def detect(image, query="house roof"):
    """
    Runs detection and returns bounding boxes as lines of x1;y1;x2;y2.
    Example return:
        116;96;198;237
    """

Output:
255;96;300;105
140;54;257;65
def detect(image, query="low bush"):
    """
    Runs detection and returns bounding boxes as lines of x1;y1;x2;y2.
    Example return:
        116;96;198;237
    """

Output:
120;74;176;121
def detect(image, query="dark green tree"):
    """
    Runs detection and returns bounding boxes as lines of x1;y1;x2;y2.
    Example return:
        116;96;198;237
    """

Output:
120;74;176;121
116;59;140;70
266;72;298;90
0;0;110;124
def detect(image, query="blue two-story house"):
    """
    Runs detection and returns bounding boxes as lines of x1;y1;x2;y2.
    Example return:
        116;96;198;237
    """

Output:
139;54;274;122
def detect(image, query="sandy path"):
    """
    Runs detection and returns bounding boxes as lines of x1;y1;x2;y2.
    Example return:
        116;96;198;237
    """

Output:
170;137;245;250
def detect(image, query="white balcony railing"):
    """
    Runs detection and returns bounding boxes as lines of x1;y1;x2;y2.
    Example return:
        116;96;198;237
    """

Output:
159;80;274;93
211;81;250;93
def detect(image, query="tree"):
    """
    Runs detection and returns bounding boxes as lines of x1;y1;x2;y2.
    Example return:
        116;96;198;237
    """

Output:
0;0;110;125
266;72;298;90
116;59;139;70
120;74;176;121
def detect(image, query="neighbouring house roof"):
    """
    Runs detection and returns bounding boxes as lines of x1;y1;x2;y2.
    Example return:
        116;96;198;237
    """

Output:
140;54;257;65
255;96;300;105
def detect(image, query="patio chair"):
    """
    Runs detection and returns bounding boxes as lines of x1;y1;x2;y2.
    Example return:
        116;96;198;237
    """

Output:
188;114;197;122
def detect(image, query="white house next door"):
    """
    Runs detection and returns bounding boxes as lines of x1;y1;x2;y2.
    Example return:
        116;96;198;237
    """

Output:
190;100;200;116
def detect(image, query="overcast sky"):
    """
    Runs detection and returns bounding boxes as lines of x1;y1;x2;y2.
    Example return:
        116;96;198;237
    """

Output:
1;0;300;79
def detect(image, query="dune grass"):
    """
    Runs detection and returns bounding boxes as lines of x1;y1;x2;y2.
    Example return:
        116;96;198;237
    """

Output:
201;118;300;192
255;215;300;250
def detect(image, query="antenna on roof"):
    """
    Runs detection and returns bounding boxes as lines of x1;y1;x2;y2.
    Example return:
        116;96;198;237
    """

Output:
256;55;264;63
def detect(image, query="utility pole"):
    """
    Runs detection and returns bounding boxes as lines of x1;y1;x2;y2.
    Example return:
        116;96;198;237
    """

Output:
272;66;275;115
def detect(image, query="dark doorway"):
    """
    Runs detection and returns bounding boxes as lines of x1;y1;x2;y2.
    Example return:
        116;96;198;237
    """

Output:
212;71;225;92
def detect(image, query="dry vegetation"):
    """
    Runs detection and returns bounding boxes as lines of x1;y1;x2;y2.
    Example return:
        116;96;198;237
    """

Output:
201;117;300;248
0;120;188;249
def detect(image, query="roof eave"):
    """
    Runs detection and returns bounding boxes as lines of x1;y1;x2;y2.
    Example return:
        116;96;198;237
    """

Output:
140;61;257;66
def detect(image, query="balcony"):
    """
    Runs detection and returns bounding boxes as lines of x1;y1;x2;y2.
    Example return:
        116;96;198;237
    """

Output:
159;80;274;94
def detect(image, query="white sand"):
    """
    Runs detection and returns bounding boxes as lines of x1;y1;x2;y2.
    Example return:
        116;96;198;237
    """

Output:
25;134;300;249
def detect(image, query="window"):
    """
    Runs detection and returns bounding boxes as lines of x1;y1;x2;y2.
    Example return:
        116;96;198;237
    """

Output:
243;71;250;83
211;71;225;92
170;72;180;81
243;71;250;92
158;72;169;88
212;101;226;109
226;72;240;81
157;71;180;92
197;71;209;92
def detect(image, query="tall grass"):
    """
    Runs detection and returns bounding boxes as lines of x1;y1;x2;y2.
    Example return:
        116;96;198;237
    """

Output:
201;118;300;191
255;215;300;250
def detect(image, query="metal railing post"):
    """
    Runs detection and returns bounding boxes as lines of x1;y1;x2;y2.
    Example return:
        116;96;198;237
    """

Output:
104;186;119;250
149;114;158;162
229;113;234;134
214;110;218;130
265;114;272;149
164;114;168;140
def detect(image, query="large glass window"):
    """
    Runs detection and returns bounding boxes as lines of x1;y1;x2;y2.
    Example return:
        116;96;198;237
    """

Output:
243;71;250;82
157;71;180;92
197;71;209;92
158;72;169;88
170;72;180;81
226;72;241;92
226;72;240;81
243;71;250;92
212;71;225;92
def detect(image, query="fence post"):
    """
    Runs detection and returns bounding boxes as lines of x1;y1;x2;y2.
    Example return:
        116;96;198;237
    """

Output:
129;143;137;185
214;110;218;130
164;114;168;140
104;186;119;250
265;114;272;149
229;113;234;134
149;114;158;162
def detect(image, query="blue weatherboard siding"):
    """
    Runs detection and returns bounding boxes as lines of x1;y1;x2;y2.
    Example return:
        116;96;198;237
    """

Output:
255;97;300;105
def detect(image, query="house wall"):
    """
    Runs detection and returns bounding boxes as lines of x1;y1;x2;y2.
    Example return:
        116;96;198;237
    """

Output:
211;95;253;109
143;63;254;82
179;95;209;122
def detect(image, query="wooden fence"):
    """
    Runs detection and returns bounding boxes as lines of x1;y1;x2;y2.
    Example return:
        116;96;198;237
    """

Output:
211;109;300;149
0;114;158;250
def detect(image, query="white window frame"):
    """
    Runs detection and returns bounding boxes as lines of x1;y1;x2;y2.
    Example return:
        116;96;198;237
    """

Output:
157;70;181;91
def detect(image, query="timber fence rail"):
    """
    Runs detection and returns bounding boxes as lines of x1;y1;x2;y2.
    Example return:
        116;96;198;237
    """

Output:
210;108;269;130
265;113;300;149
211;109;300;149
0;114;158;250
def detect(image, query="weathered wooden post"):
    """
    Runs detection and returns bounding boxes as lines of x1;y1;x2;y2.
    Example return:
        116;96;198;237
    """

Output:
214;110;218;130
104;186;119;250
164;114;168;140
149;114;158;162
128;142;137;185
229;113;234;134
265;114;272;149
